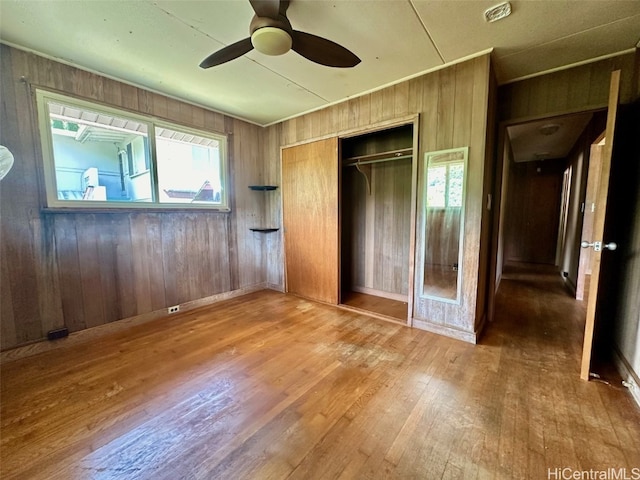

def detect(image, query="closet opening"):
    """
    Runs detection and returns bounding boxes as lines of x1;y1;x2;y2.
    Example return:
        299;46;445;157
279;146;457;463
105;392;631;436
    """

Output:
339;123;414;322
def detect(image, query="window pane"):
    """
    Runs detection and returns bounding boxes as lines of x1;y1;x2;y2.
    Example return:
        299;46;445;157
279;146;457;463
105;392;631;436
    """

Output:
448;163;464;207
46;100;152;202
426;165;447;208
155;126;223;205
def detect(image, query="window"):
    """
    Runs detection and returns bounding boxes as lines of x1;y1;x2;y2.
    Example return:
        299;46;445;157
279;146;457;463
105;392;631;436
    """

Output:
426;161;464;208
36;90;228;210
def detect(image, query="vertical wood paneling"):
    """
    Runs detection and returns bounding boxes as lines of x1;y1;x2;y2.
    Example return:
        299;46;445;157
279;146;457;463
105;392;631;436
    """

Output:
371;159;412;295
269;54;494;338
95;217;119;324
262;124;283;289
342;167;366;290
53;215;86;333
436;67;456;150
1;246;17;348
130;214;153;314
504;162;565;264
0;45;267;350
160;214;179;308
225;116;240;292
474;58;497;328
145;215;166;311
412;55;493;335
421;71;440;153
76;216;106;328
499;52;636;122
452;62;474;148
113;215;136;320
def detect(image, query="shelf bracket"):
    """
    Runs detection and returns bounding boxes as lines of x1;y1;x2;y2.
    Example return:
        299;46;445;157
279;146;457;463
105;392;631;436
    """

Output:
355;161;372;195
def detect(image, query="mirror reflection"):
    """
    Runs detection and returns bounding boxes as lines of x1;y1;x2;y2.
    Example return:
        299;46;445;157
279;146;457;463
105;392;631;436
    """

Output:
422;147;467;301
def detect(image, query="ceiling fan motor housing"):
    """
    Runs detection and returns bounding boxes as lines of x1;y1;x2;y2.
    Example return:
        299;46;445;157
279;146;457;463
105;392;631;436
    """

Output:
250;15;293;55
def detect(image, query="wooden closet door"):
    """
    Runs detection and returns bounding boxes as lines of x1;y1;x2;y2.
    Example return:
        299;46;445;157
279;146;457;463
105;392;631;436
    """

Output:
282;138;339;304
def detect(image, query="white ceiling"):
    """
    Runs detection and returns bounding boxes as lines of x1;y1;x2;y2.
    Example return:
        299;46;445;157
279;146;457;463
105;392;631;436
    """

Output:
507;112;594;163
1;0;639;126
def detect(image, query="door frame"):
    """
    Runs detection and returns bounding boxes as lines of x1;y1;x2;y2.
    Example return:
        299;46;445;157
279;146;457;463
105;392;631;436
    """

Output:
337;114;421;325
279;113;420;324
487;71;621;381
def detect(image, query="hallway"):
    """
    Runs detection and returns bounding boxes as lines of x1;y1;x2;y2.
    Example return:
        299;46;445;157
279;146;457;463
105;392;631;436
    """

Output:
485;262;640;474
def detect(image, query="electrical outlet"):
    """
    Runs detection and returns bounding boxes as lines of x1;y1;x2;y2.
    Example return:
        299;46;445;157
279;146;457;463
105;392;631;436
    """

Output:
168;305;180;314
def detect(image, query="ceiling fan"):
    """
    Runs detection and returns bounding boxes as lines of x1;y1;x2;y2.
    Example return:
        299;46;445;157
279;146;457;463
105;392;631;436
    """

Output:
199;0;360;69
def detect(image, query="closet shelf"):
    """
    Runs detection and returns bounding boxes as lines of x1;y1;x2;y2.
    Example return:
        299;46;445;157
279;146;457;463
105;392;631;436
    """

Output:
248;185;278;191
250;228;279;233
343;147;413;167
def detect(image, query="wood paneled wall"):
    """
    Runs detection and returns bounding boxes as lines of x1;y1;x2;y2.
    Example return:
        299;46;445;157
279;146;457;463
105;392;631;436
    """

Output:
0;45;266;349
265;54;495;340
504;160;566;265
342;158;412;297
498;51;638;123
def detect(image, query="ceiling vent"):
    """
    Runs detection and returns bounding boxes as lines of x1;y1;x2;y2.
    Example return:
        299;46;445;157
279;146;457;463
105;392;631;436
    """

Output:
484;2;512;22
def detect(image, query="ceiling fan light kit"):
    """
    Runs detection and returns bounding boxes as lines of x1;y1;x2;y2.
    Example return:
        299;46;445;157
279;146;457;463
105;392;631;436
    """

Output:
251;27;292;56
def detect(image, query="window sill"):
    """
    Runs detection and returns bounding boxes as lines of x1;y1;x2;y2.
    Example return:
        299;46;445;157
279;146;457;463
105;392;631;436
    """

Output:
41;206;231;214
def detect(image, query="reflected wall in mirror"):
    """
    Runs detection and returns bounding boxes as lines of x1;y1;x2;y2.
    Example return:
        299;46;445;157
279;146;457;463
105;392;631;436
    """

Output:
421;147;468;302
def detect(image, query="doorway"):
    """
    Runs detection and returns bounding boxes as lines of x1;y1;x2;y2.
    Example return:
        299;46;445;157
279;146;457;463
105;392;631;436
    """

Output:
494;109;610;371
339;123;415;323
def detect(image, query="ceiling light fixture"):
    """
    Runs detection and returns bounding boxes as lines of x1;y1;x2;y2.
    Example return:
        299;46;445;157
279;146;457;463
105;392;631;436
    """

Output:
539;123;561;136
484;2;512;22
251;27;293;56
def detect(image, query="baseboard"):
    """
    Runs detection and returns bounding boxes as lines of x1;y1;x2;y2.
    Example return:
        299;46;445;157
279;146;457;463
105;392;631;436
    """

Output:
612;347;640;409
0;283;268;364
266;282;285;293
351;285;408;303
562;275;577;297
474;313;487;342
337;303;409;327
411;317;477;344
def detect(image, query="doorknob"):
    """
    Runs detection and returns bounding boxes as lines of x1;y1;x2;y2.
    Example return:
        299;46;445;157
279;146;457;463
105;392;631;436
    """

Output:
580;241;617;252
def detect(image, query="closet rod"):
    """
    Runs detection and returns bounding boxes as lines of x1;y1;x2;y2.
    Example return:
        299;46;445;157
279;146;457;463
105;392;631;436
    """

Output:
344;154;412;168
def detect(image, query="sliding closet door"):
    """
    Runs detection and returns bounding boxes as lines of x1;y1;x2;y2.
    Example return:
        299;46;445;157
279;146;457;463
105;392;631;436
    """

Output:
282;138;339;304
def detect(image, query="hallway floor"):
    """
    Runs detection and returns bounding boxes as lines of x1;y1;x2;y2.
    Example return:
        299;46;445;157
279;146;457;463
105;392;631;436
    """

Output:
486;262;640;475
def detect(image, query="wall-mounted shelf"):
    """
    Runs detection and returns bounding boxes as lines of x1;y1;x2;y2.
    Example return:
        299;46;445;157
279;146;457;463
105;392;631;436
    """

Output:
249;185;279;233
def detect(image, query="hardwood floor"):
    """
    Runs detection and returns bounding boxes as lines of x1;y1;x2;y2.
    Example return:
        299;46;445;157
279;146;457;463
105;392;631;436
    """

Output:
2;266;639;479
341;291;408;321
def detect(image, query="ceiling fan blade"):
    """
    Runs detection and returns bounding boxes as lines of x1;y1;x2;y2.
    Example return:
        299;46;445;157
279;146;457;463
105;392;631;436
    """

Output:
278;0;290;16
291;30;360;68
249;0;280;19
199;38;253;68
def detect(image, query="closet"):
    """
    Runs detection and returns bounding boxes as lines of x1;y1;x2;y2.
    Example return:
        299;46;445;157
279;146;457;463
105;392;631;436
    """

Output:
339;124;414;322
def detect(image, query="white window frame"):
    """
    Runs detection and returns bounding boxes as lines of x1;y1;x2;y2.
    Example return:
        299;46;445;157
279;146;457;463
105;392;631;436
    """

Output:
36;89;229;211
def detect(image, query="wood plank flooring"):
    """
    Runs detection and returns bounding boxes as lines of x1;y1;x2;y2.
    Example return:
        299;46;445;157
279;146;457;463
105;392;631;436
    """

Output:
341;291;408;321
2;266;639;479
